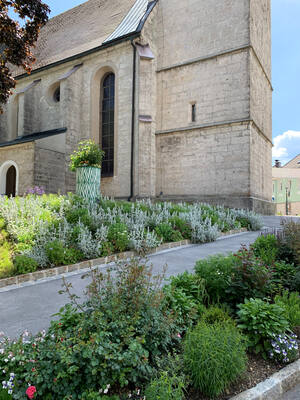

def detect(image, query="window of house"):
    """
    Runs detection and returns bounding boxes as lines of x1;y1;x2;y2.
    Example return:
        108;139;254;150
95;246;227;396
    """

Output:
101;73;115;177
53;86;60;103
191;103;196;122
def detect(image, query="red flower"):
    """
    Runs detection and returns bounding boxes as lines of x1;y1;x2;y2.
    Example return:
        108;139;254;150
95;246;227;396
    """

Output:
26;386;36;399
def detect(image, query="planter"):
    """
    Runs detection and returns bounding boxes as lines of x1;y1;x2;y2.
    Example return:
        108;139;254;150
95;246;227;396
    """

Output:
76;166;101;202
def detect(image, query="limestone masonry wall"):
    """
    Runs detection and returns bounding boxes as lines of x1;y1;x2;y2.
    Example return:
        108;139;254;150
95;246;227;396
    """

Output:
0;143;34;195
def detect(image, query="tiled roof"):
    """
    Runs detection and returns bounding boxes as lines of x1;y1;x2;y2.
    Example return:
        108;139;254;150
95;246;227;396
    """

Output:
13;0;153;76
283;154;300;169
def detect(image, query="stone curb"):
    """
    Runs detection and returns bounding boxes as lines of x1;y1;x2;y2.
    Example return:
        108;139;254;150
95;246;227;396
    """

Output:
231;359;300;400
0;227;248;290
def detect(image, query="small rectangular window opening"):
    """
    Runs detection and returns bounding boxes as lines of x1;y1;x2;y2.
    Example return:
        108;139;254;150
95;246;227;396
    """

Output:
191;103;196;122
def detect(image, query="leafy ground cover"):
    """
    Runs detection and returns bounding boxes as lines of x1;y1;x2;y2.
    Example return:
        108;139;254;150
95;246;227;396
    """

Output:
1;220;300;400
0;194;262;279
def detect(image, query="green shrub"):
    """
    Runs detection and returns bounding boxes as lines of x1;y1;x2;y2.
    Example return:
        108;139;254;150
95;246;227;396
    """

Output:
171;230;184;242
145;371;185;400
226;247;273;307
272;261;298;293
69;140;104;171
0;389;11;400
201;305;233;326
0;243;15;279
169;271;206;303
237;298;290;355
275;291;300;330
107;223;129;252
46;240;82;266
184;322;247;398
155;223;174;242
279;221;300;265
195;254;238;304
252;234;279;265
163;285;205;329
13;255;38;275
0;258;179;399
169;216;192;239
65;207;93;228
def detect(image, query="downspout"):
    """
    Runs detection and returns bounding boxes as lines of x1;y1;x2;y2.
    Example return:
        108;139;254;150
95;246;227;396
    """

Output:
129;40;137;201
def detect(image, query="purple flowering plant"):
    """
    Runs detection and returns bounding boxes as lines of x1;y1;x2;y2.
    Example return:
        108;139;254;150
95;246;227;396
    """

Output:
24;186;45;196
269;333;299;364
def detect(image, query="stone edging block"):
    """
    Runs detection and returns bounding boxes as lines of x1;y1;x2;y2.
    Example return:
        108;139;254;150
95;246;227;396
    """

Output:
231;359;300;400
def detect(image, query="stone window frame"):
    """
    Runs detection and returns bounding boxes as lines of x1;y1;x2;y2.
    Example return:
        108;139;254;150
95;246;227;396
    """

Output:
101;72;115;177
90;63;119;180
0;160;19;196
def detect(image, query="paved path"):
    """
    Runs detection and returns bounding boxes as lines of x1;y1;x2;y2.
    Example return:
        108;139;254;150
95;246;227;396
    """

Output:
0;216;298;340
282;384;300;400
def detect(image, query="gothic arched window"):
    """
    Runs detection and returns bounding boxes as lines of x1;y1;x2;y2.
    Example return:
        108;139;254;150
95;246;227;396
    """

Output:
101;73;115;177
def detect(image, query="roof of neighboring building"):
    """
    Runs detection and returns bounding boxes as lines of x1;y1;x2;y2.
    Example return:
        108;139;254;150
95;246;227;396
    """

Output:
0;128;67;148
283;154;300;169
13;0;154;77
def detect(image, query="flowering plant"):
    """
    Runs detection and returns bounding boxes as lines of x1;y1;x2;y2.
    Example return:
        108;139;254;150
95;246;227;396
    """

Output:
26;386;36;399
268;333;299;364
24;186;45;196
69;140;104;171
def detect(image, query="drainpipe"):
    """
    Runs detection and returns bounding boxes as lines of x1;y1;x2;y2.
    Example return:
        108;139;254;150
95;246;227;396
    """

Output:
129;40;137;201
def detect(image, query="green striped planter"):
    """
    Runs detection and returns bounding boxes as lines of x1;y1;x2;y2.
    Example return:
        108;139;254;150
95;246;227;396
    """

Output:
76;166;101;202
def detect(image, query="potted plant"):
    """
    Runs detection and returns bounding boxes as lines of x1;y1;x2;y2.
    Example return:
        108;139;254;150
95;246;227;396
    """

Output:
70;140;104;202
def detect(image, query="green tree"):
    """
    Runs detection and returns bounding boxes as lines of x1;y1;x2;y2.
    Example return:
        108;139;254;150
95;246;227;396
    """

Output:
0;0;50;111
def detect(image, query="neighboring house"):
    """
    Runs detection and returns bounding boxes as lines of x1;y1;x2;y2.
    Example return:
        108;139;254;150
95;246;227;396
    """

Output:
0;0;274;214
272;155;300;215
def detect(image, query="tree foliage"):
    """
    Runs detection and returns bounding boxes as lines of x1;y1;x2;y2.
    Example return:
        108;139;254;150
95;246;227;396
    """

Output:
0;0;50;111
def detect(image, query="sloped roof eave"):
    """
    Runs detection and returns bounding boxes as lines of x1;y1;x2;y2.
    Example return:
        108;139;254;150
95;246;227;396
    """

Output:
15;0;158;81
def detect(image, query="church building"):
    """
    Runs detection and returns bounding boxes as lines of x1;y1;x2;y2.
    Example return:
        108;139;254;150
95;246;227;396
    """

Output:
0;0;274;213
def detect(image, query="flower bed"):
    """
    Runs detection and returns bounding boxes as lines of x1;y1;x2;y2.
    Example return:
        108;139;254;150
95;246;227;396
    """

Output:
0;194;262;279
1;220;300;400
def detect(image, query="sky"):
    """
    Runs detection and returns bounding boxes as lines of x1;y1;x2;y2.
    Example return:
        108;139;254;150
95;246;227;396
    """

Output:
37;1;300;166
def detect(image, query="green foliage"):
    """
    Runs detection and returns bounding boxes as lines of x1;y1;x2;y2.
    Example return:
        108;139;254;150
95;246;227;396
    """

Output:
145;371;185;400
69;140;104;171
275;291;300;330
169;216;192;239
46;240;82;266
0;258;179;399
272;261;298;293
155;223;174;242
163;272;206;328
66;207;93;228
13;255;38;275
0;242;15;279
252;234;279;265
0;389;11;400
226;247;273;307
275;221;300;266
195;254;238;304
184;322;247;398
107;223;129;252
237;298;290;355
201;305;233;326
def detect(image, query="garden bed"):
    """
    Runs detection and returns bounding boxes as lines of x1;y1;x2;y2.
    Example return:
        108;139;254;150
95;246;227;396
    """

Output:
0;193;261;280
188;354;284;399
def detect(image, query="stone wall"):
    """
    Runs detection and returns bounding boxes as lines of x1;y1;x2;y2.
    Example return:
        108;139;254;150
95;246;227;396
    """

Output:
0;143;34;195
34;145;66;194
156;122;251;199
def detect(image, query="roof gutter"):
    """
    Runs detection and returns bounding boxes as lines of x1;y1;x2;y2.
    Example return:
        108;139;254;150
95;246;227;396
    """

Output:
129;40;137;201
